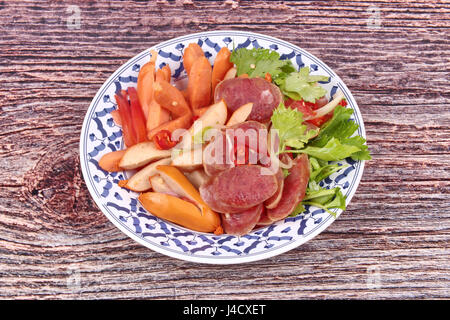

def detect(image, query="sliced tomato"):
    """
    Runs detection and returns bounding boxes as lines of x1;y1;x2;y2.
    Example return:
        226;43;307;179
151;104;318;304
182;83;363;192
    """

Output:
306;113;333;127
285;98;316;119
153;129;178;150
307;97;348;127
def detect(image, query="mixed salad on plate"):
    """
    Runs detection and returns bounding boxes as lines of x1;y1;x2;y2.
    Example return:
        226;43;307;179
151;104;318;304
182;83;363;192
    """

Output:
98;43;371;236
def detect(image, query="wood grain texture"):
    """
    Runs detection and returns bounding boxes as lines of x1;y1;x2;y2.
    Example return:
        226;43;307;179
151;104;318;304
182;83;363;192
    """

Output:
0;0;449;300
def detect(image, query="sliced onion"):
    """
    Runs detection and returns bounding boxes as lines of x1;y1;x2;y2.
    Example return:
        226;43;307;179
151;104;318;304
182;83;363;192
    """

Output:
307;91;345;120
278;153;293;169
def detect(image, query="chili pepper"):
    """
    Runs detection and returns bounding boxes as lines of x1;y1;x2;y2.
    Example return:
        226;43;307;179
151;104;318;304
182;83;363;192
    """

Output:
153;129;178;150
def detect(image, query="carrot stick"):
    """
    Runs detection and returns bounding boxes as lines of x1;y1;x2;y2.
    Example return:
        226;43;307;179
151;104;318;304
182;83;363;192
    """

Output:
115;92;137;147
211;47;233;93
128;87;148;143
187;56;212;110
98;150;126;172
111;109;122;126
183;43;204;75
153;80;191;117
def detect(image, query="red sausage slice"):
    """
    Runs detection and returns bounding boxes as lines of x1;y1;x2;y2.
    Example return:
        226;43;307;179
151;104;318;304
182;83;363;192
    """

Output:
256;206;274;227
227;120;268;157
221;204;264;235
263;168;284;209
214;77;283;123
266;154;310;221
203;132;235;176
199;165;278;214
203;121;270;175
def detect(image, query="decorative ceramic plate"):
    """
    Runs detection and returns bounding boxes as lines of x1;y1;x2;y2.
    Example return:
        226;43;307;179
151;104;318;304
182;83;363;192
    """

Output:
80;31;366;264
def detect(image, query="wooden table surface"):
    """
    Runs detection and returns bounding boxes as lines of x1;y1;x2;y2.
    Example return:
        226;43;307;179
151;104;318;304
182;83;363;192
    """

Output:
0;0;449;300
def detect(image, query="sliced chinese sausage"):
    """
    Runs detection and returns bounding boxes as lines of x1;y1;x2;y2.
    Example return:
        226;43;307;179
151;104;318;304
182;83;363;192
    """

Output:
221;204;264;236
266;154;310;221
199;165;278;214
227;120;268;156
203;121;270;175
214;78;283;123
203;132;235;176
256;207;275;227
263;168;284;209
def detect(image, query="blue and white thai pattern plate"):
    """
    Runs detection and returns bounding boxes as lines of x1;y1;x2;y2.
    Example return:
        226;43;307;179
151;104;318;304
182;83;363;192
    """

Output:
80;31;366;264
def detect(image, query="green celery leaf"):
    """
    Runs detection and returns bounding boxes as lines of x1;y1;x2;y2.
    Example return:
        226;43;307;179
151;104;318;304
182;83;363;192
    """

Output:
342;136;372;160
291;137;361;161
230;48;294;79
270;103;307;152
310;105;358;147
276;67;329;103
307;105;372;161
310;162;349;182
302;186;346;218
289;203;306;217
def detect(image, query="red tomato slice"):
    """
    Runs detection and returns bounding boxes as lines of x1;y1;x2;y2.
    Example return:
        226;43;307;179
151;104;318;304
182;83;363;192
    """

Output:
285;98;316;118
